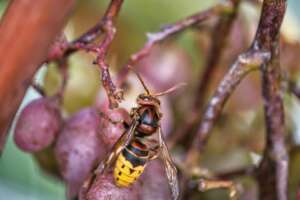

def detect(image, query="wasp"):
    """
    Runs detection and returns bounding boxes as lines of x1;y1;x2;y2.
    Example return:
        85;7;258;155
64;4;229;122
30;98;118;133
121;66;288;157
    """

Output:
84;70;185;200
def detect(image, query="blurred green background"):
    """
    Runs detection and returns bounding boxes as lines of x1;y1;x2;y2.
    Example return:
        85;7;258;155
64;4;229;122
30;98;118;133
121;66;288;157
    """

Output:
1;0;300;199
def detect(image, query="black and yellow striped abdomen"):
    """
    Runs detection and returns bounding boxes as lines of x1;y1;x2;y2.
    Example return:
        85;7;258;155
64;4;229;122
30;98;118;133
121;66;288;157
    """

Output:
114;140;148;187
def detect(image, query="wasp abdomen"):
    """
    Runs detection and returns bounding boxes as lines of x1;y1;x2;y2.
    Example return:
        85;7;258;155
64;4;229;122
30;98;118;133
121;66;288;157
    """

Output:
114;140;148;187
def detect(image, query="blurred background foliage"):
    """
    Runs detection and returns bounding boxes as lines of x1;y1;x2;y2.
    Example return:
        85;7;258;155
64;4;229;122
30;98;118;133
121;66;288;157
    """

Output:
1;0;300;199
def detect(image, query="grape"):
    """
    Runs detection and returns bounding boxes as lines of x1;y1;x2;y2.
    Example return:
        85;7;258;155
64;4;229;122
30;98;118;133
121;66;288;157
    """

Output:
99;108;130;148
43;63;62;96
55;107;107;199
80;173;140;200
139;160;172;200
80;161;172;200
136;45;191;92
14;97;61;152
34;146;61;179
43;55;101;114
62;57;101;114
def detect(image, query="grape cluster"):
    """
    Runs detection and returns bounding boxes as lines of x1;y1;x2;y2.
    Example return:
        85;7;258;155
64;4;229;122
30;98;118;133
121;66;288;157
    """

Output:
12;45;186;200
14;97;173;200
14;40;189;200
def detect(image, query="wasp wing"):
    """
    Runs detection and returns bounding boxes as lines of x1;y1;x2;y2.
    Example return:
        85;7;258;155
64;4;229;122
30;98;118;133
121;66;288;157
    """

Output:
81;118;138;194
95;119;139;174
159;127;179;200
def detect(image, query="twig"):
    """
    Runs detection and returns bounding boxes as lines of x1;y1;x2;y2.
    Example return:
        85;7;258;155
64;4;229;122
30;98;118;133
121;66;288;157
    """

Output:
181;164;256;199
255;0;288;199
198;178;238;200
194;0;241;108
47;0;125;108
216;165;256;179
0;0;75;154
47;0;124;61
186;49;270;163
91;0;124;108
185;0;287;199
116;2;232;84
168;0;241;148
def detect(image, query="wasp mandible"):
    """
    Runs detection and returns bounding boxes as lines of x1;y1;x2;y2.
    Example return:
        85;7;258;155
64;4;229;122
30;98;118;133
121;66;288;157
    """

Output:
90;69;185;200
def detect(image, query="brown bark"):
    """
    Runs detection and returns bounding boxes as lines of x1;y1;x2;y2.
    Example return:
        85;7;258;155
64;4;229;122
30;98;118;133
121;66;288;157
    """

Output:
0;0;76;153
256;1;288;199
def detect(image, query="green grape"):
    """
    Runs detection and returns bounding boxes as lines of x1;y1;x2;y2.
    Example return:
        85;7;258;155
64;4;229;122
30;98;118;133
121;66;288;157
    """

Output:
34;146;61;179
63;55;101;114
43;63;62;96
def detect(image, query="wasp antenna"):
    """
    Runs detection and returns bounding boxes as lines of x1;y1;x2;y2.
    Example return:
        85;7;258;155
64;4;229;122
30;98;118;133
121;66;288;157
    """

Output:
153;82;187;97
128;65;151;95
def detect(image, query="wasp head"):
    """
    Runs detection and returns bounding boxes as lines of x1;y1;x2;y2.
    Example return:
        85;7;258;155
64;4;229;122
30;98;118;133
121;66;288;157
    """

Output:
136;93;161;108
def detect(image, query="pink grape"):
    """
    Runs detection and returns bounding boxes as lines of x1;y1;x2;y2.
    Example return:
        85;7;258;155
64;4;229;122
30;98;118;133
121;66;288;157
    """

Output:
14;97;61;152
81;173;140;200
99;108;130;148
139;160;172;200
136;45;191;92
55;107;107;199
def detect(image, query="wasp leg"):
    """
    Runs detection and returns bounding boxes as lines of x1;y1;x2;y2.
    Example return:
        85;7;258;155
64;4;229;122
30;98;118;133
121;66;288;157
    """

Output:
198;178;238;200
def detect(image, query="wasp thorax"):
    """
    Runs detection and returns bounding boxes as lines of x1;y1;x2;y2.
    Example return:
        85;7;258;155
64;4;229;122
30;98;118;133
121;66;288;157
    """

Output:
136;106;160;135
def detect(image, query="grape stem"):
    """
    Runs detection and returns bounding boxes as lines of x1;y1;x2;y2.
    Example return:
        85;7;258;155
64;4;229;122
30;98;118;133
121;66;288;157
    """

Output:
47;0;124;109
184;0;288;199
92;1;124;109
116;1;233;85
168;0;241;149
47;0;124;61
47;1;231;108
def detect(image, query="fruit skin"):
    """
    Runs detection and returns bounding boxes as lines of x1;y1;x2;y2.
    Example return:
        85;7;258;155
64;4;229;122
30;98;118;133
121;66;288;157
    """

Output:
14;97;61;152
62;62;100;114
79;161;172;200
34;145;61;179
55;107;107;199
139;160;172;200
99;108;131;148
136;45;190;92
80;173;140;200
43;58;101;114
